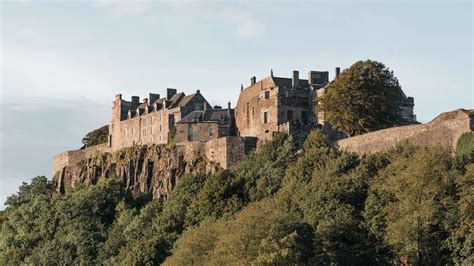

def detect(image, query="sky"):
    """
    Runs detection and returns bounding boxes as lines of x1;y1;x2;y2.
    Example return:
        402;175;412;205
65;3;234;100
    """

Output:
1;0;472;209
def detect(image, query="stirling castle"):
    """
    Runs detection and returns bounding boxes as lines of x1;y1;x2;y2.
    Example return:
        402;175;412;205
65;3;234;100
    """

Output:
52;67;473;196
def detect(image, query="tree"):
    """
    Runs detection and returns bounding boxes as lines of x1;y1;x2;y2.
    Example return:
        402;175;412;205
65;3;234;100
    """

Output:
81;125;109;148
364;146;456;265
319;60;403;136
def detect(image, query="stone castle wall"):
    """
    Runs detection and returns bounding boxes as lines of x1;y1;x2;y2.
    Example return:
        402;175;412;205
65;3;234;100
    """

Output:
52;136;247;177
52;143;111;174
336;109;473;155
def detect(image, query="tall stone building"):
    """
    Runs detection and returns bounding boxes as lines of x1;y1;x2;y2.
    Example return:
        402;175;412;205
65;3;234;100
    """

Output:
108;89;211;150
235;70;329;144
236;68;418;143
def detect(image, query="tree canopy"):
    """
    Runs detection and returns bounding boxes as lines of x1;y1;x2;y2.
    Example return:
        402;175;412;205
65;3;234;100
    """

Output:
1;131;473;265
81;125;109;148
319;59;403;136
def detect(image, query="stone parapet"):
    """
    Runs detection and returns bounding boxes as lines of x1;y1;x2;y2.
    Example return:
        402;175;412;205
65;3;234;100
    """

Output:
336;109;473;155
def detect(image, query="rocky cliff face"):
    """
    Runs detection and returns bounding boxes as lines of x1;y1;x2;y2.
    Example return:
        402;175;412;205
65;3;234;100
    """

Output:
53;144;220;199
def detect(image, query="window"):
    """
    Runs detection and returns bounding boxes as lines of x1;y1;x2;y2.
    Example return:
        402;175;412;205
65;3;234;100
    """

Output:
252;107;255;115
302;111;308;124
208;128;213;136
188;126;193;141
264;91;270;99
263;112;268;124
160;124;162;131
287;110;293;120
150;128;153;135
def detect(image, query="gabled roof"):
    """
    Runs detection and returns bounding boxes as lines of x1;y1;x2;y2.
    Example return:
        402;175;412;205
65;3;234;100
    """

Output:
272;77;309;89
178;109;234;124
168;92;185;107
242;76;311;91
177;93;197;108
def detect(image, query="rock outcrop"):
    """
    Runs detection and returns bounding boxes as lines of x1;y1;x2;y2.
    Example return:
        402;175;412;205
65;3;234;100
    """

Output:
53;144;220;199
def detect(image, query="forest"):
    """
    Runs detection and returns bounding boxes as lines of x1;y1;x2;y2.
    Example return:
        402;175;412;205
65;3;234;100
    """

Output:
1;131;473;265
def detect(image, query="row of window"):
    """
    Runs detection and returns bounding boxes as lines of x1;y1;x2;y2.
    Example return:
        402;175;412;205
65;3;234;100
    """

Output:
121;134;165;147
123;124;163;136
140;114;163;126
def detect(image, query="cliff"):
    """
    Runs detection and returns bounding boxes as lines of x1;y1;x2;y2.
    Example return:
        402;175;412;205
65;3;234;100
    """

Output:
53;136;247;198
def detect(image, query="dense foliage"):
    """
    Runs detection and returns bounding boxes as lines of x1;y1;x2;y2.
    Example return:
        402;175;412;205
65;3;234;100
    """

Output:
1;131;473;265
81;125;109;148
319;60;403;136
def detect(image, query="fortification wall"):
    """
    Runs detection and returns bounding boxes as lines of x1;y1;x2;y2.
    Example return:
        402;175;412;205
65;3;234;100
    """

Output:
178;136;245;169
337;109;473;155
52;143;111;175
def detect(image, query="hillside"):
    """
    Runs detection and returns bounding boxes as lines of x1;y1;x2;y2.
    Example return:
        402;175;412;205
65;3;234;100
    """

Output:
1;130;473;265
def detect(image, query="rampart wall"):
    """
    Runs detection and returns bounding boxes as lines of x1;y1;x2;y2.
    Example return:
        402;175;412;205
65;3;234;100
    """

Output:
336;109;473;155
52;143;111;174
53;137;248;177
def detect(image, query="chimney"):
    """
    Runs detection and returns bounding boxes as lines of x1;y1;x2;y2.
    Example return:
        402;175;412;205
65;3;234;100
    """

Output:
143;98;148;104
250;76;256;86
292;70;299;88
203;102;207;112
227;101;231;119
131;96;140;108
167;88;177;100
115;94;122;101
241;84;244;91
335;67;341;78
149;93;160;104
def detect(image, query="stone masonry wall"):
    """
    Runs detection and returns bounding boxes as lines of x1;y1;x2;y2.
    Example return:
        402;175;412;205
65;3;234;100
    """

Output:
336;109;473;155
52;143;111;174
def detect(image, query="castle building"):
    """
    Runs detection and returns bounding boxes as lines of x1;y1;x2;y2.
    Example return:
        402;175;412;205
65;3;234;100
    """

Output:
235;70;328;144
175;102;235;143
236;69;418;143
108;88;211;150
104;67;416;152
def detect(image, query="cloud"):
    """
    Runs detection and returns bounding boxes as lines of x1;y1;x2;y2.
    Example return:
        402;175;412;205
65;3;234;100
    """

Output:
95;0;153;16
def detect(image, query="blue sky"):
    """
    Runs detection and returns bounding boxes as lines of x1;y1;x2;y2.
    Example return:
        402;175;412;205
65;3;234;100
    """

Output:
1;0;472;209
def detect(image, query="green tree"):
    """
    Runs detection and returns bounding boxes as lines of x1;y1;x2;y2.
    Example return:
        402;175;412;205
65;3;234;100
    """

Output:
365;146;456;265
319;59;403;136
81;125;109;148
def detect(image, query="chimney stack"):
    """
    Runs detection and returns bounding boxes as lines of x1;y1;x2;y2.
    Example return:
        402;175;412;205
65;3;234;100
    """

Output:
143;98;148;104
149;93;160;104
166;88;177;100
250;76;256;86
227;101;231;119
292;70;299;88
131;96;140;108
335;67;341;78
